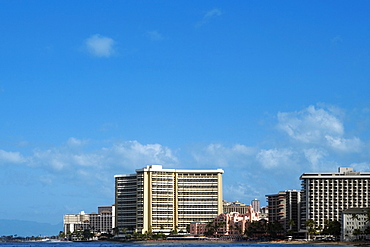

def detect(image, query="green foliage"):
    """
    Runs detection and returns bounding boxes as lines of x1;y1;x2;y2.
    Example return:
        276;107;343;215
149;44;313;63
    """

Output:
305;219;317;239
366;209;370;223
322;220;341;237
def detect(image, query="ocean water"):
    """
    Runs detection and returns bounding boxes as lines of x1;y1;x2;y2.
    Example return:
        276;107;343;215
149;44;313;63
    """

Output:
0;242;354;247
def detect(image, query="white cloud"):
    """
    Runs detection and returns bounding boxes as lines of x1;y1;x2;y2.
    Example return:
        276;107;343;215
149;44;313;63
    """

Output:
349;162;370;172
192;143;255;168
325;135;362;153
196;8;222;27
106;141;179;168
30;139;178;174
0;150;26;164
331;35;343;45
224;182;260;202
277;105;363;153
2;138;178;191
85;34;115;57
303;148;327;170
256;148;294;169
146;30;164;41
204;8;222;19
67;137;88;147
277;105;344;143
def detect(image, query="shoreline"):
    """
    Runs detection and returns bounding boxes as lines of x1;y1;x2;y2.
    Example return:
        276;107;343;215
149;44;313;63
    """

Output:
10;239;368;245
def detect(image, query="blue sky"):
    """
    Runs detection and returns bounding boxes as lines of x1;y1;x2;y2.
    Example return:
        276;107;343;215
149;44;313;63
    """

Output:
1;0;370;233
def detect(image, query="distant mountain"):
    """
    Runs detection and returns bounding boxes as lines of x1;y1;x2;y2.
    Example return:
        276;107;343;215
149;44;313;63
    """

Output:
0;219;63;237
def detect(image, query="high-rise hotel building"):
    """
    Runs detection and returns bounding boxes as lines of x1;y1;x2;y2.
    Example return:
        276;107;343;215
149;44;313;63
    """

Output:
300;167;370;231
115;165;224;234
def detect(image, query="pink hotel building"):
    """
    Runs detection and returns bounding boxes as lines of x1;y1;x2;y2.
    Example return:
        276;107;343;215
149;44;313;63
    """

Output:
190;206;259;236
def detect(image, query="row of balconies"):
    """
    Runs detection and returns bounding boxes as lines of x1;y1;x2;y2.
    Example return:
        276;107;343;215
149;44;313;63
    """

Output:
177;182;218;188
178;202;217;205
177;180;218;183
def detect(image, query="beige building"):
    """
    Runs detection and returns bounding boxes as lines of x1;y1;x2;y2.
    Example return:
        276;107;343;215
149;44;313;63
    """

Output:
300;167;370;231
64;211;90;233
63;206;115;234
266;190;301;232
115;165;224;234
223;200;250;214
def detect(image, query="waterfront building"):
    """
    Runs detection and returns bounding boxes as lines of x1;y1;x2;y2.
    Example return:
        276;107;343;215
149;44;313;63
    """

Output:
300;167;370;231
212;208;259;237
266;190;301;232
341;208;370;241
189;221;207;235
115;165;224;234
251;199;261;213
63;205;115;234
64;211;90;233
89;206;115;234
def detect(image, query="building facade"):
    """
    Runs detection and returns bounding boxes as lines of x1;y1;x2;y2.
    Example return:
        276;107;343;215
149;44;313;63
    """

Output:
63;206;115;234
223;201;250;214
341;208;370;241
251;199;261;213
212;209;260;237
300;167;370;231
189;221;207;235
115;165;224;234
64;211;90;233
266;190;301;232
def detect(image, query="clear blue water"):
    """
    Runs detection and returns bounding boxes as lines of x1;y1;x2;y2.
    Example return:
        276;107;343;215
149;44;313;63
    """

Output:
0;242;354;247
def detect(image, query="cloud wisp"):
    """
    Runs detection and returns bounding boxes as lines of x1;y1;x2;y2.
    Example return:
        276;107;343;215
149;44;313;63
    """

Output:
146;30;164;41
196;8;222;27
277;105;363;153
85;34;116;57
1;138;179;193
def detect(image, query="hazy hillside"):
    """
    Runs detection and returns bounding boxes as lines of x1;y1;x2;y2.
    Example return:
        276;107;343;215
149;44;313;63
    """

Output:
0;219;62;237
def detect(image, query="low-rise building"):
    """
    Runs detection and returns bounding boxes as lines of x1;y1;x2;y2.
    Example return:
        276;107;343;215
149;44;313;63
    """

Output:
212;208;260;237
64;211;90;233
189;221;207;235
223;200;250;214
63;205;115;235
342;208;370;241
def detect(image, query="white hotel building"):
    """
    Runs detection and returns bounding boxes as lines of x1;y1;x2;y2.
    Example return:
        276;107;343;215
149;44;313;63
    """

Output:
115;165;224;234
300;167;370;231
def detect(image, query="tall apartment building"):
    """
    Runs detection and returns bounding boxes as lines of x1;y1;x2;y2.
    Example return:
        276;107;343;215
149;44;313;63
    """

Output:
300;167;370;231
266;190;301;232
251;199;261;213
115;165;224;234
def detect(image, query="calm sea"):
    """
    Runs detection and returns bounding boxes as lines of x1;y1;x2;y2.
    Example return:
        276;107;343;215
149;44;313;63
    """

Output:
0;242;354;247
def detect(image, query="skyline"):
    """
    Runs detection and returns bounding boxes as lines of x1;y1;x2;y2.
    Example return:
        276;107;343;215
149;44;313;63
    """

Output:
1;0;370;235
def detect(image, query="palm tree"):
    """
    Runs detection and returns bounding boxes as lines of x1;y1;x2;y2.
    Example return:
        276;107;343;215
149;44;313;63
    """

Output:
305;219;316;240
